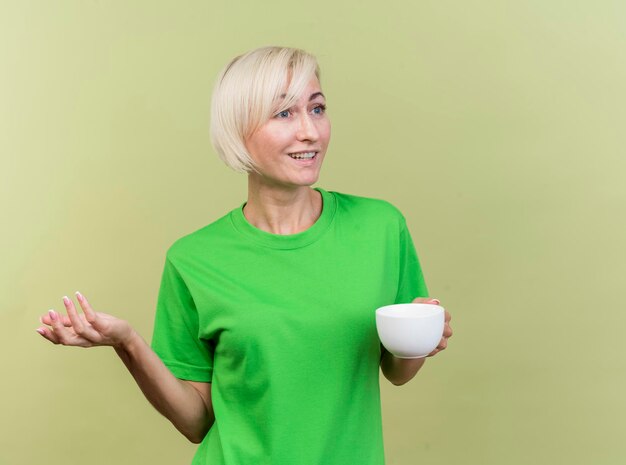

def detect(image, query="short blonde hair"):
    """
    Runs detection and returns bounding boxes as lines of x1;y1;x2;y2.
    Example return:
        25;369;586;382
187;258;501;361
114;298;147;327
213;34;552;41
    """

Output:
210;46;321;173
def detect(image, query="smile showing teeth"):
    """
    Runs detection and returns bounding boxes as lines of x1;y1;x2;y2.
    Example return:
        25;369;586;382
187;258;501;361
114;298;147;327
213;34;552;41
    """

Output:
288;151;317;160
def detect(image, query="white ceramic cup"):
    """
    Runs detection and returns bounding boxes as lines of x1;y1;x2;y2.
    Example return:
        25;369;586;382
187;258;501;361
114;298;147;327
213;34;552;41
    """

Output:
375;303;445;359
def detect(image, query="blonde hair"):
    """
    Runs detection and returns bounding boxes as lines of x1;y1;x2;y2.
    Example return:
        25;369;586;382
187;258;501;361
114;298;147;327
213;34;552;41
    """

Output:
210;46;321;173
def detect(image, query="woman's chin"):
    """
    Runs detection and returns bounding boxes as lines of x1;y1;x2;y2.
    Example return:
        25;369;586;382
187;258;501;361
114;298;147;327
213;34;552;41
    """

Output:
250;170;322;190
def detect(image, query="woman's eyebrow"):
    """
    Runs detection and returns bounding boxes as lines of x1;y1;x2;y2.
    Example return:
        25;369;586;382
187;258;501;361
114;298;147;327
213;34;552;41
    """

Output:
278;92;326;101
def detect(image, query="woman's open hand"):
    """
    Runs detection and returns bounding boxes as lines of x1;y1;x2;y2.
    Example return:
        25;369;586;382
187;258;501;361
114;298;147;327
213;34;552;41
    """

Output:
36;292;135;349
411;297;453;357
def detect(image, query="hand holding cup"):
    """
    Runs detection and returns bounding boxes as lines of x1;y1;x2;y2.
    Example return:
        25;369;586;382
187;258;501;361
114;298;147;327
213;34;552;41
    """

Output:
376;297;452;359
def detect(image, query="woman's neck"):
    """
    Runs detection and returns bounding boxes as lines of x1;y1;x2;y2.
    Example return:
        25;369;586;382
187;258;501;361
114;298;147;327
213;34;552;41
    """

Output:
243;180;322;235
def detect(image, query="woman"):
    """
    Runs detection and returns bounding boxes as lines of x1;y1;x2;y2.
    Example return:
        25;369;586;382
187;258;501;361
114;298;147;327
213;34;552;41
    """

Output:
36;46;453;464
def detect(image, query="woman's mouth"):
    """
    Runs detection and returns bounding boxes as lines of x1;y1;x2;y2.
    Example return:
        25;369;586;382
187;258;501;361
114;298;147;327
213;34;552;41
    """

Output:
288;151;317;160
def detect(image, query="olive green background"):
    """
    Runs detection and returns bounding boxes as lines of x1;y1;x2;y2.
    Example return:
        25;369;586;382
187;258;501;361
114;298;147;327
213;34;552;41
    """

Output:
1;1;624;464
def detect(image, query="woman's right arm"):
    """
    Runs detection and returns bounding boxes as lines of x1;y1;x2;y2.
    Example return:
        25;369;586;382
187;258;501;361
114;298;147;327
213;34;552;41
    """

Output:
37;292;214;444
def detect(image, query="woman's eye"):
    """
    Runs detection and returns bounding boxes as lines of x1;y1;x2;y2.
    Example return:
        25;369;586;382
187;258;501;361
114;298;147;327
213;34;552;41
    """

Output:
276;110;290;118
312;104;327;115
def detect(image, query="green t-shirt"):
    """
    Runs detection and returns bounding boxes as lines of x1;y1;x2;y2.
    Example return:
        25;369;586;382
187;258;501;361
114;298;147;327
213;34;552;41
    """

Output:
151;187;428;465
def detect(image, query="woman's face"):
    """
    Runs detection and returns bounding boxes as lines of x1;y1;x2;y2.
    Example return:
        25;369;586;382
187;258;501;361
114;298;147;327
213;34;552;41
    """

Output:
245;77;330;189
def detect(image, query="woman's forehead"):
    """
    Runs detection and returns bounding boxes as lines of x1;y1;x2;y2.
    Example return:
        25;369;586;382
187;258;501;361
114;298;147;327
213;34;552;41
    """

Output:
277;78;325;103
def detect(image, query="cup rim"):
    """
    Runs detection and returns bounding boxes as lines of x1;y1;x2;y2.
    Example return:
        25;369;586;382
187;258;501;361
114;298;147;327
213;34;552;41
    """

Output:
376;303;443;318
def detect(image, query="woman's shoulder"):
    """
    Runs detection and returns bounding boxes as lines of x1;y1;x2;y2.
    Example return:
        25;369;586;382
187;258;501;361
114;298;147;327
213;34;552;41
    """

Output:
327;189;407;222
164;209;238;262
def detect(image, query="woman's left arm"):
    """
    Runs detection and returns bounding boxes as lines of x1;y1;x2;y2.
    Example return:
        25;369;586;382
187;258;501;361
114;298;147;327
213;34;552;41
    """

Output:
380;297;453;386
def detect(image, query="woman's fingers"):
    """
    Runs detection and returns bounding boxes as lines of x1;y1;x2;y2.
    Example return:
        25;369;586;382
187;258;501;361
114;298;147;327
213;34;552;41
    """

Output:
36;293;117;347
443;311;453;340
35;293;105;347
41;308;86;347
411;297;440;305
75;292;100;329
36;325;60;344
427;336;447;357
410;297;451;357
64;295;102;343
64;296;85;333
47;309;74;345
40;312;72;327
427;348;440;357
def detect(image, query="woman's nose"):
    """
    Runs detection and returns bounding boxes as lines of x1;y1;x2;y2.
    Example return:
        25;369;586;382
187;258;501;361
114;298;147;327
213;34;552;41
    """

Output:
296;113;319;142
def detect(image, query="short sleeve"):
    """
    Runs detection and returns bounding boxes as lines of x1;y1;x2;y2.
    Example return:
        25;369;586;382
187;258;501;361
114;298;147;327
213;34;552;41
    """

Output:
394;217;429;304
151;255;214;382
